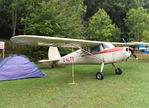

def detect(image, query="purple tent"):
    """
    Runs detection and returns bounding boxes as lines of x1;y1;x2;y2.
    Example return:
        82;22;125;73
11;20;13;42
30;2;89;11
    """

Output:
0;55;47;81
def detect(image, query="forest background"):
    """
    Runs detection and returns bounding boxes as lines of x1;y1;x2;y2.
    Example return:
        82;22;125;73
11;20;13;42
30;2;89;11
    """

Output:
0;0;149;61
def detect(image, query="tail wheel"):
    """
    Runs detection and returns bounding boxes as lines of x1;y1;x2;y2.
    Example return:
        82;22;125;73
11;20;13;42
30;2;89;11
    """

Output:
96;72;104;80
115;68;122;75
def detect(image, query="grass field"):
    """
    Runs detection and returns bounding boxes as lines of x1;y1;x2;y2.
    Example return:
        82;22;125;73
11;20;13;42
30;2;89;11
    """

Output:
0;56;149;108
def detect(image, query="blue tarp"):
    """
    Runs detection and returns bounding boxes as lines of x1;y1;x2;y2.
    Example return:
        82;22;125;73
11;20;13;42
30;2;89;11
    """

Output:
0;55;47;81
139;45;149;53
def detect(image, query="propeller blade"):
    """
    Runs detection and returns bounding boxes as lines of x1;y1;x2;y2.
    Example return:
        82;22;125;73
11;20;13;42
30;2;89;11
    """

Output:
129;48;138;60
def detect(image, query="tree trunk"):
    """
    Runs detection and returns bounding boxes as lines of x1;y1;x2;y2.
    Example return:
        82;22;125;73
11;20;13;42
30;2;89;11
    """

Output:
12;10;17;36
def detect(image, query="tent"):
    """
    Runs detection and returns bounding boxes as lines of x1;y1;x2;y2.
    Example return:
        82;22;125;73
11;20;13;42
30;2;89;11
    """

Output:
0;55;47;81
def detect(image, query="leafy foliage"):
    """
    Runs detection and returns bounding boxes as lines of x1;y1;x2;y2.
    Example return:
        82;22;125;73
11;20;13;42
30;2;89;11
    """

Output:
84;0;149;41
22;0;85;39
142;30;149;42
125;7;149;41
86;9;121;41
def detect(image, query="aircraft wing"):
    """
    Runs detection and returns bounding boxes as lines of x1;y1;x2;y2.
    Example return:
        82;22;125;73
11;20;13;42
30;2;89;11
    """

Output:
111;42;149;46
11;35;101;48
11;35;149;48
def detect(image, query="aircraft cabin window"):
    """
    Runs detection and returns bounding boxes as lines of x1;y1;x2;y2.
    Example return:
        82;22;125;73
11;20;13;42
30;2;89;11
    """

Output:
102;43;115;49
91;45;100;53
82;45;101;54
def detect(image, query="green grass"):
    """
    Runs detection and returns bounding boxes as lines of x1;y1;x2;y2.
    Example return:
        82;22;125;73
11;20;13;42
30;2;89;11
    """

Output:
0;58;149;108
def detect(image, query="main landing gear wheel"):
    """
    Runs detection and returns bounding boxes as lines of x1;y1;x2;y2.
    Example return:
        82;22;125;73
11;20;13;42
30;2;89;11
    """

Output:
115;68;123;75
96;72;104;80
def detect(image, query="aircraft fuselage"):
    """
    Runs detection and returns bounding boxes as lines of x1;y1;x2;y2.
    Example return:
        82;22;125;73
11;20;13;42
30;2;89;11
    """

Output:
57;47;131;65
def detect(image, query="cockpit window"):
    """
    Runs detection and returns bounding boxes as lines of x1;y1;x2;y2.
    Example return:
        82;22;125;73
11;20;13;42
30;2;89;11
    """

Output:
90;45;100;53
82;43;115;55
102;43;115;49
82;45;101;54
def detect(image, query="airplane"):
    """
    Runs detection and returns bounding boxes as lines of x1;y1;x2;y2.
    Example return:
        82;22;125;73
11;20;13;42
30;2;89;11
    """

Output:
139;45;149;53
10;35;149;80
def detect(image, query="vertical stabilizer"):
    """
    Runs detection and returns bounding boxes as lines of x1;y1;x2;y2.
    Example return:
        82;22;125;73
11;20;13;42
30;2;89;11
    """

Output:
48;47;61;61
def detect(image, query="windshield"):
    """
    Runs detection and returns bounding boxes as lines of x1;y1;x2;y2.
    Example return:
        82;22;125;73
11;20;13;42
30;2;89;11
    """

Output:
102;43;115;49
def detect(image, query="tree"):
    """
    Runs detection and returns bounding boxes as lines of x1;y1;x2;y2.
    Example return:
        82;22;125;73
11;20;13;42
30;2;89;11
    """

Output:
86;9;121;41
84;0;148;41
142;30;149;42
10;0;44;36
0;0;27;36
125;7;149;41
0;0;44;38
134;0;145;8
0;0;13;38
18;0;86;60
22;0;86;39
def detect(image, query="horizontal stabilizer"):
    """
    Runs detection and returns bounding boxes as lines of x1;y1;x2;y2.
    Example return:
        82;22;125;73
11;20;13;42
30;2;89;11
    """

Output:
38;59;59;63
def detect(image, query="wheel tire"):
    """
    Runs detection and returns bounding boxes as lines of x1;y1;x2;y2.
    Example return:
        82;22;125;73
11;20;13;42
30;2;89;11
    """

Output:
115;68;122;75
96;72;104;80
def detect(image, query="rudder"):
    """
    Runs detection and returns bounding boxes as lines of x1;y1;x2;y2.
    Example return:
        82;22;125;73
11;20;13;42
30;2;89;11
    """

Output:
39;47;61;63
48;47;61;61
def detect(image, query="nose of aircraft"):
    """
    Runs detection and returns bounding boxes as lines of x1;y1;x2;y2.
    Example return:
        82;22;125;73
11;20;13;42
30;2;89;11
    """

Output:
123;47;132;59
128;47;138;59
123;47;138;60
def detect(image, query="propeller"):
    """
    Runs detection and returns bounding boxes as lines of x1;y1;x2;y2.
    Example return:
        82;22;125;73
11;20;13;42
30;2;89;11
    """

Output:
129;47;138;60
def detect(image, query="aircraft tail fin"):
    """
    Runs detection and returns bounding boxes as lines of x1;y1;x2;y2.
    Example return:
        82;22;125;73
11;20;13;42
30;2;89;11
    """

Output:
39;47;61;63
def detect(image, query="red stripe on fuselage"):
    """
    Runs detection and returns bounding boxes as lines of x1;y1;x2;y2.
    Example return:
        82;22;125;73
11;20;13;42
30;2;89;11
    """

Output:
81;47;124;57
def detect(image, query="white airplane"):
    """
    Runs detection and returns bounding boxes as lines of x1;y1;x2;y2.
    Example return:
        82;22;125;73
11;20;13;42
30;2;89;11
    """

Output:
11;35;148;80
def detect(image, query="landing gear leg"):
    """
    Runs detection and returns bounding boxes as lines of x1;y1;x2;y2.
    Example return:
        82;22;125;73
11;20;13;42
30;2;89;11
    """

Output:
96;62;104;80
112;63;123;75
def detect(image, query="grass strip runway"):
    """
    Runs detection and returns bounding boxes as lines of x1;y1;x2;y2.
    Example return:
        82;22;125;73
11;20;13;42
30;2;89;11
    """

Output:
0;58;149;108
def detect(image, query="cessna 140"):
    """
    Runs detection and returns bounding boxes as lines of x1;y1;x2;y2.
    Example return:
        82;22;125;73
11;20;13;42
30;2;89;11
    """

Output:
11;35;149;80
